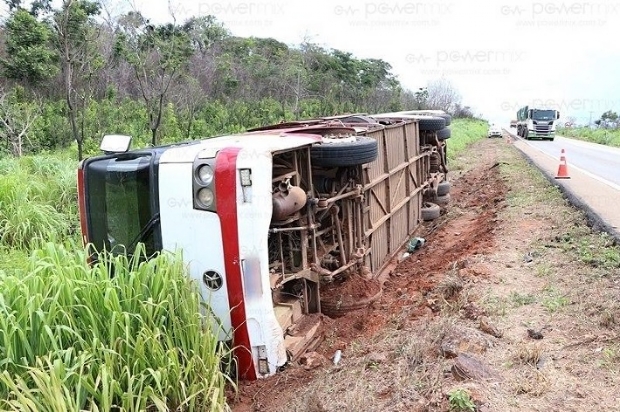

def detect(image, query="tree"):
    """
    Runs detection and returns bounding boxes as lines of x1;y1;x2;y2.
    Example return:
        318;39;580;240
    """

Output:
601;110;618;121
114;12;192;146
412;87;428;109
452;103;474;118
564;116;576;128
172;74;206;139
0;88;41;156
425;78;462;114
182;15;228;53
1;8;58;87
30;0;54;17
3;0;52;15
3;0;22;12
54;0;102;160
281;55;312;120
600;110;618;129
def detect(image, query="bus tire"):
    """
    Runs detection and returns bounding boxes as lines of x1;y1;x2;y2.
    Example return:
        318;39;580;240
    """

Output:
418;116;446;132
435;193;450;206
436;127;451;140
421;202;440;221
435;113;452;126
437;181;451;196
311;136;378;167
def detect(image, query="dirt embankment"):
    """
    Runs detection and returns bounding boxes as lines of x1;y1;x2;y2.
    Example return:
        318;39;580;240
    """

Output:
232;138;620;412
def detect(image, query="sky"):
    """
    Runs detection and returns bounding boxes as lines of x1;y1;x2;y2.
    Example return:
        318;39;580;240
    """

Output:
3;0;620;124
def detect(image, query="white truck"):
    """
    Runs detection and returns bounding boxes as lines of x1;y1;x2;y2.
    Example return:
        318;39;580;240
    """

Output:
516;105;560;141
77;112;451;380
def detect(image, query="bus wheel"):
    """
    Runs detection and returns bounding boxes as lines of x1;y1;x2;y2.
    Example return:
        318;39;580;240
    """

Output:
311;136;378;167
421;202;440;221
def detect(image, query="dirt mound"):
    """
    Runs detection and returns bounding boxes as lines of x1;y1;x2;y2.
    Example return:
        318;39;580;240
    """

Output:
320;276;382;317
321;276;381;303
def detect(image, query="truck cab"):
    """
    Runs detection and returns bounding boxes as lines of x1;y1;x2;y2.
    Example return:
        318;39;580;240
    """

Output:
516;106;560;141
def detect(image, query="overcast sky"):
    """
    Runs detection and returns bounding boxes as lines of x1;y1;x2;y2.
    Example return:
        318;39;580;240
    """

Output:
4;0;619;124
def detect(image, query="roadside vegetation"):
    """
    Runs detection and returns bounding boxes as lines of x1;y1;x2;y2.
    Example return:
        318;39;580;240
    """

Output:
446;118;488;164
557;126;620;147
0;244;230;411
0;155;77;250
559;111;620;147
0;1;477;160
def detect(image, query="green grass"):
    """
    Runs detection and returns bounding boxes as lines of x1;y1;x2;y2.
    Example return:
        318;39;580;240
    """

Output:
0;242;230;411
481;294;509;317
558;126;620;147
541;286;570;313
0;154;78;250
0;247;29;277
510;292;537;307
447;118;488;164
574;233;620;270
535;263;553;278
448;388;476;412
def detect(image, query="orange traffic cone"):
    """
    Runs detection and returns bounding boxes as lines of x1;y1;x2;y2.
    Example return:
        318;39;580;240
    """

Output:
555;149;570;179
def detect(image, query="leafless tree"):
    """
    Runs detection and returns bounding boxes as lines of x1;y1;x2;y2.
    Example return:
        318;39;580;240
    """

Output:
426;78;462;114
0;26;7;90
55;0;102;160
115;11;192;145
0;90;41;156
172;74;206;139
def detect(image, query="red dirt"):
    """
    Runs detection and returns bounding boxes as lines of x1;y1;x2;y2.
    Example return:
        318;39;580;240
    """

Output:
321;276;381;304
230;160;508;411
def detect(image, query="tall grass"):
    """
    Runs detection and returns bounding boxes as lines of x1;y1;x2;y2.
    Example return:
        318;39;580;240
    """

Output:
0;247;29;277
557;126;620;147
447;118;488;163
0;242;231;411
0;154;78;249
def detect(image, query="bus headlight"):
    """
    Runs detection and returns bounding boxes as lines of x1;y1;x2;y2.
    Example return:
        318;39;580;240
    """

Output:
197;188;215;208
193;157;217;212
197;164;214;185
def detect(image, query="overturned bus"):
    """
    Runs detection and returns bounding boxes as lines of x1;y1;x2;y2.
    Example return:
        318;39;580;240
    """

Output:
77;111;452;380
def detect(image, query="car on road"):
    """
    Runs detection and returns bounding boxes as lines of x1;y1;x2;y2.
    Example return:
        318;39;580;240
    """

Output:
488;125;503;138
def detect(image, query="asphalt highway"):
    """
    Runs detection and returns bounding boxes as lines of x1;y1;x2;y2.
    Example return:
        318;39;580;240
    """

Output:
504;127;620;240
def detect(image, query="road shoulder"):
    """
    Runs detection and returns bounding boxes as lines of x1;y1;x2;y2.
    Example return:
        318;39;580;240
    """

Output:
509;132;620;241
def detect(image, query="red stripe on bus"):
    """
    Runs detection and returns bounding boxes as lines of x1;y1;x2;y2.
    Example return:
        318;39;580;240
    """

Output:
77;165;89;247
215;148;257;381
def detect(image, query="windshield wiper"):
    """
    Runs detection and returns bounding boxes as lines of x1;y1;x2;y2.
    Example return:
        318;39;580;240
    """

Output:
125;213;161;254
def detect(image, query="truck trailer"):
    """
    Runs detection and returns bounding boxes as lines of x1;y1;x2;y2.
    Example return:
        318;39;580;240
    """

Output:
516;105;560;141
77;112;451;380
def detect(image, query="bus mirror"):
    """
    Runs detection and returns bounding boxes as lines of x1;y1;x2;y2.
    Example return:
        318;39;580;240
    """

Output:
100;135;132;153
556;111;560;119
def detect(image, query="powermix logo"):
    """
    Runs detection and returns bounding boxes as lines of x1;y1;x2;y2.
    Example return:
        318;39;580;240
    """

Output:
405;49;526;76
500;2;620;27
333;2;453;27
